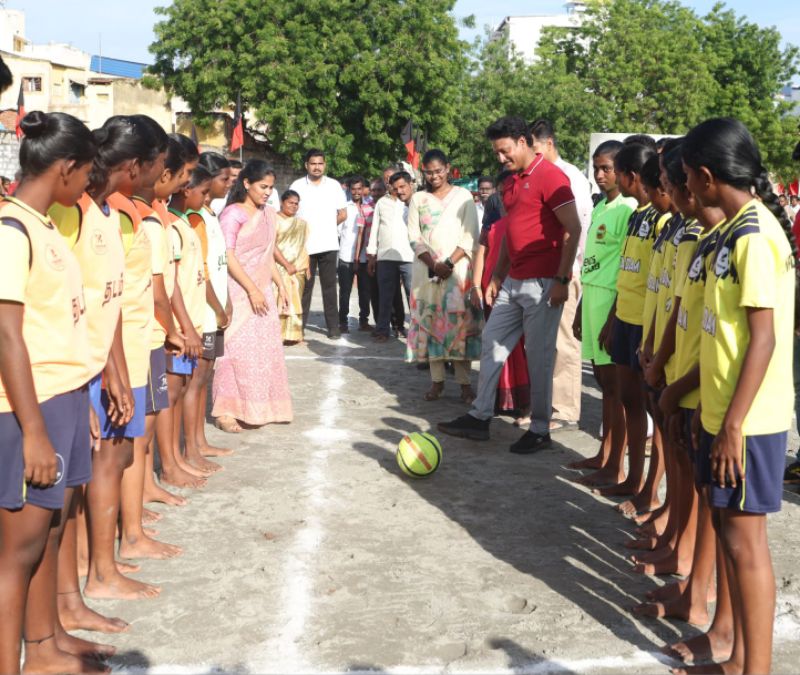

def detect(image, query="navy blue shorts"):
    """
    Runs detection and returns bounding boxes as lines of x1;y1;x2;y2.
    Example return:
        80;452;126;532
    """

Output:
0;385;92;511
97;386;146;439
697;427;787;514
610;318;643;371
146;348;170;415
166;353;196;376
202;331;224;361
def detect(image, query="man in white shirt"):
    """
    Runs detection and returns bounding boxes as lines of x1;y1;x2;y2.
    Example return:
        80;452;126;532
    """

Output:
475;176;495;226
210;160;242;215
366;170;415;341
337;176;373;333
290;149;347;339
531;119;593;427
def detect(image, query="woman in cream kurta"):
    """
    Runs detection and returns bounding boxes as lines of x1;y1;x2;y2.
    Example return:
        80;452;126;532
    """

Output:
406;151;483;403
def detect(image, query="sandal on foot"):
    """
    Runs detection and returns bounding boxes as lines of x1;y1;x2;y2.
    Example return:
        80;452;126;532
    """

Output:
424;383;445;401
215;416;243;434
460;385;476;404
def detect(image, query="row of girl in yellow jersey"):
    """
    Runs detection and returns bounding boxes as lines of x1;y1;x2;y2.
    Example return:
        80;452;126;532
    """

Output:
575;119;795;673
0;109;244;673
0;112;116;674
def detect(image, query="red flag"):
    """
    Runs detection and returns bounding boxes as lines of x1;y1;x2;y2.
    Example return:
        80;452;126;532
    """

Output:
401;120;418;169
15;82;25;139
230;93;244;154
190;123;200;152
790;179;799;196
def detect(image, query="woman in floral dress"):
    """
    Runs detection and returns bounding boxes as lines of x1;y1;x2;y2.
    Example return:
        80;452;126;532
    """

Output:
406;149;482;402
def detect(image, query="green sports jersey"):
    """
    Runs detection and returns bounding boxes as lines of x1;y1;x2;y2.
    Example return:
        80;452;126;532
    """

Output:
581;194;638;291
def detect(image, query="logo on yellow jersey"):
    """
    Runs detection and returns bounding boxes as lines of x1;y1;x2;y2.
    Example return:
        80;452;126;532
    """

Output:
45;244;66;271
714;246;731;278
91;229;107;255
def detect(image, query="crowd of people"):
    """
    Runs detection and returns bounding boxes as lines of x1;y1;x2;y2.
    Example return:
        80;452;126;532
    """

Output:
1;46;800;674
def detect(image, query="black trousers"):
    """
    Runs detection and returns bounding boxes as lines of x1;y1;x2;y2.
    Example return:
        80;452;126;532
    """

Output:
338;260;374;326
302;250;339;334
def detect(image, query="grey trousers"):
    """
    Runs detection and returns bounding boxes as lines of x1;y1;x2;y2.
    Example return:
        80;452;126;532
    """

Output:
470;277;563;435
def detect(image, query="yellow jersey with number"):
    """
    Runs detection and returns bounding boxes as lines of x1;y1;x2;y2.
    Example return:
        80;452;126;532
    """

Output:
615;203;659;325
51;193;125;380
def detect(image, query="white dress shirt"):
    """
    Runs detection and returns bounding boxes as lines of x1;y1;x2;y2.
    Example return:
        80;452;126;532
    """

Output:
555;156;593;274
366;195;413;263
289;175;347;255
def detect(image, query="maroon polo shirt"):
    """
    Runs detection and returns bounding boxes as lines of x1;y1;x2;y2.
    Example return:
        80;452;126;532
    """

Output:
502;154;575;279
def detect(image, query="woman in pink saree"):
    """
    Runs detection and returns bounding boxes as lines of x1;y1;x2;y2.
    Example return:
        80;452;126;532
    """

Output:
212;161;293;432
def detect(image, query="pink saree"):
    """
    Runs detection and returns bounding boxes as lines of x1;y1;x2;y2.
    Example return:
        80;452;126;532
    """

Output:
212;203;293;425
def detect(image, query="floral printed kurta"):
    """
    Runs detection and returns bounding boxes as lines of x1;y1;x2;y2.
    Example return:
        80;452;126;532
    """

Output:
405;186;483;363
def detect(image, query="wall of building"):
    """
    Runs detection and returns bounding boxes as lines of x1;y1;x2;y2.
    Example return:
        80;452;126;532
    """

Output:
108;80;172;131
0;131;20;179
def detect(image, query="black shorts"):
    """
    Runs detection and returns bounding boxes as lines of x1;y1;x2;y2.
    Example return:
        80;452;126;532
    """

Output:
145;348;170;415
610;318;643;371
202;331;225;360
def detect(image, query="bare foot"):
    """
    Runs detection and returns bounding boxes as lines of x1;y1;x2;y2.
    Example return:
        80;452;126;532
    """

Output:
85;570;161;600
636;506;670;535
665;626;735;665
119;533;183;560
199;443;234;457
186;455;223;474
143;526;159;538
142;507;162;523
567;454;604;471
625;535;659;551
573;467;626;487
634;502;668;526
144;482;188;505
175;456;210;479
56;630;116;660
160;466;206;490
23;641;109;675
632;593;709;625
632;550;692;576
594;480;638;498
646;578;687;602
631;542;677;564
116;560;140;575
58;596;129;633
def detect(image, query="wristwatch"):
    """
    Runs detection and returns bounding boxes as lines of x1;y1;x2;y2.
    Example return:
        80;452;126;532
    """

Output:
555;276;570;285
444;257;455;269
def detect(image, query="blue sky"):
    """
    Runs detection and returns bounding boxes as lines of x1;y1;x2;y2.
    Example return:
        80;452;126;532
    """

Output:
8;0;799;66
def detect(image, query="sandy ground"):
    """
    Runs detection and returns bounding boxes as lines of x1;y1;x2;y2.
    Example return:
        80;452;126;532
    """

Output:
80;288;800;674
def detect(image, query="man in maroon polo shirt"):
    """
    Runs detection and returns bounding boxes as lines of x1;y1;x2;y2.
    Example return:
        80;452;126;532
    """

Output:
439;116;582;454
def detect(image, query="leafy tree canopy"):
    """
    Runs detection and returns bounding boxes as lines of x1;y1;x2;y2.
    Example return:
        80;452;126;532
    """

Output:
149;0;468;176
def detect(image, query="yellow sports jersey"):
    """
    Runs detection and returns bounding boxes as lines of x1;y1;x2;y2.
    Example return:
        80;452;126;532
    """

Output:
0;198;91;411
665;218;703;385
170;211;206;333
674;221;723;408
641;212;674;347
107;193;154;388
615;204;659;325
51;194;125;380
700;200;795;435
133;197;176;350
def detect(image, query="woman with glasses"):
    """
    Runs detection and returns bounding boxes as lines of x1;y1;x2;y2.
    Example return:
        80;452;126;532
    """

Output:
406;149;482;403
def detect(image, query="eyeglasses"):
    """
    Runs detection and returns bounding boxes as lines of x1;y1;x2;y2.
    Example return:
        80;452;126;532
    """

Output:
422;168;447;177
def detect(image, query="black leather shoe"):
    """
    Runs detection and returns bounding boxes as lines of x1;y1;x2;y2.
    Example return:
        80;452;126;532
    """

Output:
438;414;490;441
509;431;552;454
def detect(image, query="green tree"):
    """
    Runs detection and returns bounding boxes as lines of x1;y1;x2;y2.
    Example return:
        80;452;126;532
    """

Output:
149;0;468;175
452;0;799;178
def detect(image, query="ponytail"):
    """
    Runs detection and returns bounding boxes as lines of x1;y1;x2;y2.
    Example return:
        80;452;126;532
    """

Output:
683;118;797;262
752;169;797;261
